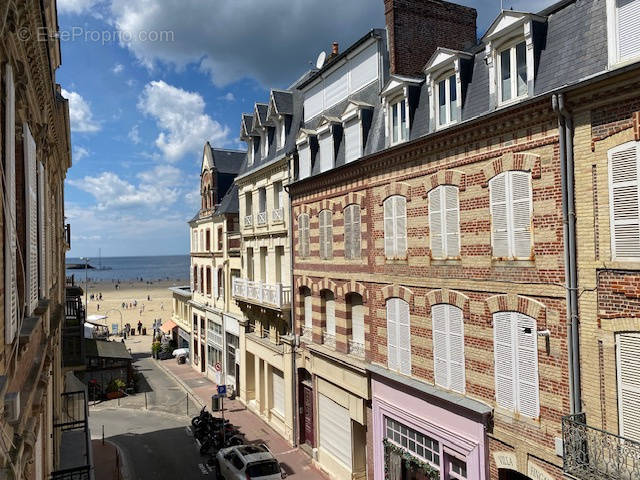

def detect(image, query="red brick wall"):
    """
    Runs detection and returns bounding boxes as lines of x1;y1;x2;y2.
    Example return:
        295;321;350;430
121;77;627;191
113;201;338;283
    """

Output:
385;0;477;77
597;270;640;320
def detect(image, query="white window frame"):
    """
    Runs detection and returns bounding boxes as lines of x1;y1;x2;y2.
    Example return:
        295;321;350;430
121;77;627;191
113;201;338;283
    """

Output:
388;97;409;146
247;138;254;166
271;368;285;417
297;141;312;180
608;141;640;260
319;209;333;260
497;39;528;105
607;0;640;66
435;72;458;128
432;304;465;393
278;117;286;149
298;213;310;258
318;129;334;173
343;117;363;164
489;171;533;260
386;297;411;375
385;417;440;467
616;332;640;442
261;129;268;159
343;204;361;260
429;185;460;259
383;195;407;260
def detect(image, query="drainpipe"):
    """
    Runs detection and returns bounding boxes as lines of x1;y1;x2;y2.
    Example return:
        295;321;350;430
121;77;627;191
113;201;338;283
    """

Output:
552;93;582;414
285;154;298;447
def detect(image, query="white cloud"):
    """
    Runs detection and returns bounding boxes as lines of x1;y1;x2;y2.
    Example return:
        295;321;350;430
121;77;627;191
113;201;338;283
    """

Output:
220;92;235;102
72;145;90;162
137;80;230;161
57;0;102;14
112;63;124;74
128;125;141;144
61;88;101;133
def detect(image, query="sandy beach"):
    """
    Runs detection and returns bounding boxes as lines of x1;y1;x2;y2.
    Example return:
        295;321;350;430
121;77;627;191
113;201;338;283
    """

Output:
81;279;188;334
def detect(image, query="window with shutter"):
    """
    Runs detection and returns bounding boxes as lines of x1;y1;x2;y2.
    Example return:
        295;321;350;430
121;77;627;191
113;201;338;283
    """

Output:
38;162;46;297
386;298;411;375
323;291;336;336
303;289;313;330
608;142;640;259
319;132;334;173
298;143;311;179
350;296;365;346
271;368;285;417
489;171;533;259
213;267;219;298
429;186;460;259
319;210;333;260
4;63;18;344
298;214;310;258
432;304;465;393
493;311;539;417
318;394;352;468
615;0;640;62
383;196;407;259
616;333;640;442
344;118;362;163
24;124;39;314
344;204;361;260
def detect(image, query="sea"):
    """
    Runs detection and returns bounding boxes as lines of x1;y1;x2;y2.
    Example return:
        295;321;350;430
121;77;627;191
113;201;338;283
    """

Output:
65;255;190;283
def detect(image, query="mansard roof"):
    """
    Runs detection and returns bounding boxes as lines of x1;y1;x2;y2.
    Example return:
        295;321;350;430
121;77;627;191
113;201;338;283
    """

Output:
269;90;294;117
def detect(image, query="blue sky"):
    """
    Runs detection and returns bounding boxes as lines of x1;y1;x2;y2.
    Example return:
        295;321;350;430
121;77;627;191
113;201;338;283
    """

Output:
60;0;555;258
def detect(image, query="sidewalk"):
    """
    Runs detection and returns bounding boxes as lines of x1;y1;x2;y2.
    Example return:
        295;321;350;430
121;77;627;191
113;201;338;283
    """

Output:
157;358;327;479
92;440;123;480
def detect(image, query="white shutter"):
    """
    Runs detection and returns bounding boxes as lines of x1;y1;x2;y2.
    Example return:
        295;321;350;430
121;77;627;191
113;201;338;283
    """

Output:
271;368;285;416
516;312;539;418
213;268;219;298
344;205;352;260
351;302;365;345
493;312;515;411
490;173;510;258
617;0;640;61
350;43;378;92
609;142;640;259
303;215;310;258
319;212;325;259
344;119;361;164
319;132;334;173
24;124;38;314
325;296;335;336
617;333;640;442
398;299;411;375
299;144;311;179
324;64;349;109
510;172;533;259
386;299;398;372
429;188;444;259
448;306;466;393
325;211;333;259
304;82;324;122
38;162;46;298
352;206;361;259
304;292;313;329
394;197;407;259
318;394;352;468
432;304;449;387
4;64;18;344
445;186;460;258
384;198;395;258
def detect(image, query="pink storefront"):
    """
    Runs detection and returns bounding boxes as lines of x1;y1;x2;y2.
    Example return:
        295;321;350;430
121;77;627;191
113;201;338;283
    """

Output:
371;366;491;480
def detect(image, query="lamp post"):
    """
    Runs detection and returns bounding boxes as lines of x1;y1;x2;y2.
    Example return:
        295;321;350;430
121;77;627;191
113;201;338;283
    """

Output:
80;257;90;320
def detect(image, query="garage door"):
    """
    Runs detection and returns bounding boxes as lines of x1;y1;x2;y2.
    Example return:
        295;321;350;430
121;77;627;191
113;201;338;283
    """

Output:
318;394;352;469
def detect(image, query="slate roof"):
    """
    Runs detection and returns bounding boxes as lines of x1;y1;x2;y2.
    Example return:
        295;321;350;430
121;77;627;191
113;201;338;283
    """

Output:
272;90;294;116
211;148;245;175
215;183;239;215
85;339;132;360
255;104;269;127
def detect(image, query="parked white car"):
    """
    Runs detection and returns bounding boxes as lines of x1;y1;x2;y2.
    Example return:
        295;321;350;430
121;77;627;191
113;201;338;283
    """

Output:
215;444;284;480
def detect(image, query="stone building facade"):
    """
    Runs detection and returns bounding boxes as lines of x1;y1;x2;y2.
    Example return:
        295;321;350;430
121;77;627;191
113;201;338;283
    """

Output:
0;0;73;477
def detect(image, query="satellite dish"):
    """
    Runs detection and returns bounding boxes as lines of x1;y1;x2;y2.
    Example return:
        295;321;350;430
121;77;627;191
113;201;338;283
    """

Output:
316;51;327;69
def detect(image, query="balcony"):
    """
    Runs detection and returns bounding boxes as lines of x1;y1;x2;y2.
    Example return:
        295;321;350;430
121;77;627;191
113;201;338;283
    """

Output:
51;390;91;480
244;215;253;228
63;291;85;368
232;277;291;310
348;339;365;358
302;326;312;341
562;413;640;480
256;211;267;226
323;331;336;349
272;208;284;223
64;223;71;249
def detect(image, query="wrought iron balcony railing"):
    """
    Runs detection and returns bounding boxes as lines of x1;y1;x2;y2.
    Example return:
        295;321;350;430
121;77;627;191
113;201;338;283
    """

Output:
51;391;91;479
232;277;291;309
256;211;267;225
244;215;253;228
562;413;640;480
272;208;284;222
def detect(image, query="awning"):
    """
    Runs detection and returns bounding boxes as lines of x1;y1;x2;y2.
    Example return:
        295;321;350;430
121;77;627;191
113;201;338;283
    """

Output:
87;314;108;322
160;320;178;334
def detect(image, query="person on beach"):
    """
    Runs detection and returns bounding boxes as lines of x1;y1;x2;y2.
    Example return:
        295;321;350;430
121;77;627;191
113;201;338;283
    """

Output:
137;321;142;335
97;304;100;311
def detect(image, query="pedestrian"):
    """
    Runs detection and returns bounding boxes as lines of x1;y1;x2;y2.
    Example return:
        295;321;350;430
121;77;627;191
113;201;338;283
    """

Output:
139;309;142;317
160;303;164;311
147;294;150;301
142;304;145;312
97;303;100;311
137;321;142;335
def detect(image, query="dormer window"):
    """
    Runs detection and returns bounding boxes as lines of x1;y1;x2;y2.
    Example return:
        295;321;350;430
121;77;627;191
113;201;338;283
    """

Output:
296;129;315;180
437;73;458;127
247;139;254;166
341;100;372;164
381;75;421;147
261;130;269;159
498;41;527;104
607;0;640;66
318;130;334;173
390;98;408;145
278;118;286;149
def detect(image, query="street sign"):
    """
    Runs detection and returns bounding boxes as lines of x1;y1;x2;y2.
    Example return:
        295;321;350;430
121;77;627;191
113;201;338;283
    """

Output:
217;384;227;396
214;362;222;372
111;323;119;335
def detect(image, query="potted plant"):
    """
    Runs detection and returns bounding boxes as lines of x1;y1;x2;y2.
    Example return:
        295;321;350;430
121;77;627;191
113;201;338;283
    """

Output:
105;378;126;400
151;341;162;359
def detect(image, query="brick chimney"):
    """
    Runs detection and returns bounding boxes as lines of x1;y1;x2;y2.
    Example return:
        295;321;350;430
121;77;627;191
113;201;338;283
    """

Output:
332;42;339;55
384;0;477;77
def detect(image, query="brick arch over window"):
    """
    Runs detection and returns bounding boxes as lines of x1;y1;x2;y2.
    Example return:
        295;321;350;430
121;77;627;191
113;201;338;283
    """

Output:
341;280;369;304
481;152;542;187
295;204;312;217
486;293;546;325
382;284;414;306
295;275;314;291
424;170;466;194
338;192;366;210
312;199;337;216
380;181;411;205
315;277;338;296
426;289;469;312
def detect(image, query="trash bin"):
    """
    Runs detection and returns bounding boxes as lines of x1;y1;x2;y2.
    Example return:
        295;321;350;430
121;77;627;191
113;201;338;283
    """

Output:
177;355;186;365
130;329;135;336
142;327;147;335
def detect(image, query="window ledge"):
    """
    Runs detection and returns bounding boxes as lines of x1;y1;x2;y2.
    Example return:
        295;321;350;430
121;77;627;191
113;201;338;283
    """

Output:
270;408;285;423
493;405;541;428
385;258;408;265
430;258;461;266
492;259;535;268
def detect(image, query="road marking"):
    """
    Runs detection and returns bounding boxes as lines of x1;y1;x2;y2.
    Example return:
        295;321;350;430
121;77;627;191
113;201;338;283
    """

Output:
198;463;209;475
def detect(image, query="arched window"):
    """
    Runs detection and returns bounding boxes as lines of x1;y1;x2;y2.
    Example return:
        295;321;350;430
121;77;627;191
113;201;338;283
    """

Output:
432;304;465;393
344;204;361;260
319;210;333;260
321;290;336;348
347;293;364;357
386;297;411;375
300;287;312;339
218;268;224;299
429;185;460;259
383;195;407;259
206;267;212;296
298;214;310;258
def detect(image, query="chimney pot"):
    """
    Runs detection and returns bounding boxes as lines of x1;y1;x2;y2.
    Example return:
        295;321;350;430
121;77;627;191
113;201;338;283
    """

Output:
332;42;339;55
